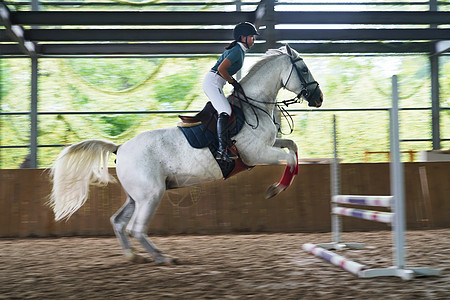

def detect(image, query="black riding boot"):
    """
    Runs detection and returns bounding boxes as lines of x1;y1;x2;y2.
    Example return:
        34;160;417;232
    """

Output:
216;112;238;162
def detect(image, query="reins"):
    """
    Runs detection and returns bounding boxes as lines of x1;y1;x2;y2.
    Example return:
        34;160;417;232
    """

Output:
231;54;319;134
232;88;300;134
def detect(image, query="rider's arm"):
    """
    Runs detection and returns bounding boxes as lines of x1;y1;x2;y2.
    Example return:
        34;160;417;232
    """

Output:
217;58;235;84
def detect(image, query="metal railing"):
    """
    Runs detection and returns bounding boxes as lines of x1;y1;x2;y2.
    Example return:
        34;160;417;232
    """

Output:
2;107;449;150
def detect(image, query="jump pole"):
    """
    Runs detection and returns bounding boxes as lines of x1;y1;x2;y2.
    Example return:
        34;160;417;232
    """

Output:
302;75;440;280
390;74;407;270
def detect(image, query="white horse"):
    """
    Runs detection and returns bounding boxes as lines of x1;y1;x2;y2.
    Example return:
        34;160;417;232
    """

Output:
49;44;323;264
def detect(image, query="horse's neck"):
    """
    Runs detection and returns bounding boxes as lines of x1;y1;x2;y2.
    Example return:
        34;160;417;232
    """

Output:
239;55;286;115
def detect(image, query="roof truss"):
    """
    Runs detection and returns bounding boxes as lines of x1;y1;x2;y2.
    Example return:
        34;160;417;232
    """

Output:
1;2;449;56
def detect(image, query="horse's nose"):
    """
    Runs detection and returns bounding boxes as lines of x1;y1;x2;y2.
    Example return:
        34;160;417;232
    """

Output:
316;91;323;107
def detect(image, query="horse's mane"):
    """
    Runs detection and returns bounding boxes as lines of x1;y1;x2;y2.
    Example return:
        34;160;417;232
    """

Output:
240;47;290;84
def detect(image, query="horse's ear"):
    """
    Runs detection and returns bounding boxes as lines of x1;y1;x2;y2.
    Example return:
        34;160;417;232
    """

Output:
285;44;293;57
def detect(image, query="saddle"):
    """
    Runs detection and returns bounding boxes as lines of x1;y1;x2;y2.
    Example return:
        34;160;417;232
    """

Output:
178;102;233;134
177;102;252;179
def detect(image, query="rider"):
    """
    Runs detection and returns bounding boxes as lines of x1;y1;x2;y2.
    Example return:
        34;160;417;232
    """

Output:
202;22;259;162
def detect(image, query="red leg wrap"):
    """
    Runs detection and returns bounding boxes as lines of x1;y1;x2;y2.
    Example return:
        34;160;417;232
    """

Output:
279;152;299;187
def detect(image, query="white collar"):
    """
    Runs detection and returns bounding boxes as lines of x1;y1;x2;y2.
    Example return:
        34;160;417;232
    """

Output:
237;42;248;52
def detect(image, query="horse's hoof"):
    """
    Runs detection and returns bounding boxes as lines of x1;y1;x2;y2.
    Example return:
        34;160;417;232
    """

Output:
155;255;179;266
135;256;152;264
164;258;180;266
124;249;150;264
265;183;286;199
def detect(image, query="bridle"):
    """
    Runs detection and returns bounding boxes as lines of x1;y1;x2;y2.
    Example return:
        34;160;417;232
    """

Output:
232;54;320;134
280;56;320;107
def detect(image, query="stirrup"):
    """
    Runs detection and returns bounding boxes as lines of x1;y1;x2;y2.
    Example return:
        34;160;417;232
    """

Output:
215;150;238;162
226;151;238;160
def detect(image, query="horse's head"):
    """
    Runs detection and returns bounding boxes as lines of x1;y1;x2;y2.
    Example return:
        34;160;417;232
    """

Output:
282;44;323;108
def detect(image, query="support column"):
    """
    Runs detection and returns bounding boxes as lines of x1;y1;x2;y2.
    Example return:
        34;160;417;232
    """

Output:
32;0;40;11
264;0;276;50
235;0;241;11
0;57;2;168
29;0;40;168
30;57;38;168
430;52;440;150
235;0;242;81
430;0;440;150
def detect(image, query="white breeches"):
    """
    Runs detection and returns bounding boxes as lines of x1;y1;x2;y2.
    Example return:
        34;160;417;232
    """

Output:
202;71;232;115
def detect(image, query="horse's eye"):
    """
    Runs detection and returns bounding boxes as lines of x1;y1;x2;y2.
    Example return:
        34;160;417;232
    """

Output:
302;68;308;74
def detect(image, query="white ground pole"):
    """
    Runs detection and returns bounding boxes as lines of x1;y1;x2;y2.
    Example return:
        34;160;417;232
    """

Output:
303;75;441;280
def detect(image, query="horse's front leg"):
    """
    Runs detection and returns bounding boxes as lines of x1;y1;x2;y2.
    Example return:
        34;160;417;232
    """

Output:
265;138;300;198
243;141;299;199
273;138;298;152
273;138;298;171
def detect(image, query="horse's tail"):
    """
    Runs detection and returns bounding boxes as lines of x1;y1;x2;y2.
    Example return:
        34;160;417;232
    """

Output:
48;139;119;221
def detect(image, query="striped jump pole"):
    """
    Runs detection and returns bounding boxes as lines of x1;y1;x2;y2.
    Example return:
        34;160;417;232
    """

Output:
332;207;394;224
303;76;440;280
332;195;392;207
302;243;367;276
332;195;393;224
390;74;407;271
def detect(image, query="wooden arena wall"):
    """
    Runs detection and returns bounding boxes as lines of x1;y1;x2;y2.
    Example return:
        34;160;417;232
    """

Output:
1;162;449;237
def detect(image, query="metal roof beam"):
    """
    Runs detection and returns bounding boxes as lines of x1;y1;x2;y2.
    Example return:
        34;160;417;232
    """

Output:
10;11;256;26
435;40;450;55
0;28;447;42
275;11;450;25
38;43;228;55
9;11;450;26
287;42;431;54
20;29;233;42
0;42;432;56
277;29;450;41
0;2;35;57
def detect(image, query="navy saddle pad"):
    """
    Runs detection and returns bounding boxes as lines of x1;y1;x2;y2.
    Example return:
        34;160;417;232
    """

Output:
178;105;245;149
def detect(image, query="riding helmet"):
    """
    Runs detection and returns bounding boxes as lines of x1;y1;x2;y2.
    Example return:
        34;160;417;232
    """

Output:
233;22;259;41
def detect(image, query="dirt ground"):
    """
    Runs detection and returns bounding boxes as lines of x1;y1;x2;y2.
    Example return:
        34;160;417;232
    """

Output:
0;229;448;299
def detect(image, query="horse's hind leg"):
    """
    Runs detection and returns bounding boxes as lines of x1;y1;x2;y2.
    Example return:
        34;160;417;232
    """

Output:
110;196;147;263
128;187;178;265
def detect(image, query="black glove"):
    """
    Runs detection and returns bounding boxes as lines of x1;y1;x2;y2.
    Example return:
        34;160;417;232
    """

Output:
230;79;244;95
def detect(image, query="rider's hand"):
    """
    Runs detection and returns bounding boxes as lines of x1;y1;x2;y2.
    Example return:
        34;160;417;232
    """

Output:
230;79;244;95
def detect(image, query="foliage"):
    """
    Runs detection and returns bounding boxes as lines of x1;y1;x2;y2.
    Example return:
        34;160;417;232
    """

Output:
98;115;136;136
67;58;162;92
153;60;201;110
0;55;449;168
0;60;12;99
